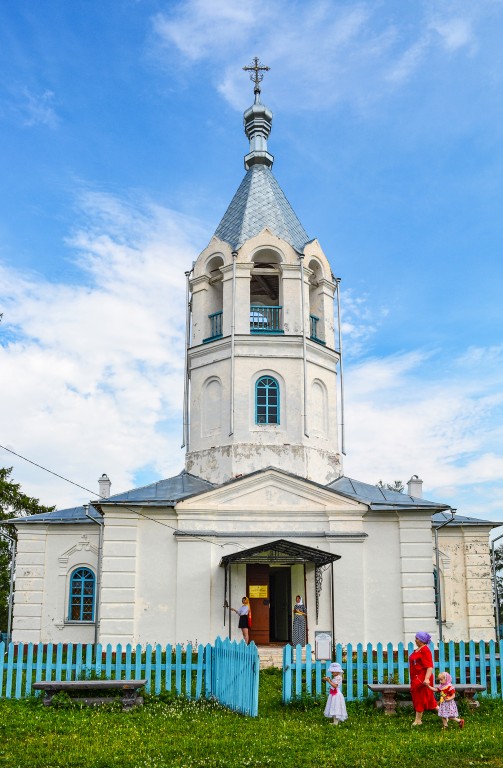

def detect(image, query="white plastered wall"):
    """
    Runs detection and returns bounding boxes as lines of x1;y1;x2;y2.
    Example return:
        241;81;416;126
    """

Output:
434;524;495;641
12;523;99;644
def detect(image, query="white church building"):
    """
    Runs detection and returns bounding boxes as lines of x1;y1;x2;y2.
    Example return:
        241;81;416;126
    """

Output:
9;70;498;648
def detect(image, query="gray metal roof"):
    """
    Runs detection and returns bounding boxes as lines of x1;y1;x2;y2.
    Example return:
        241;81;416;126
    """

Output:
220;538;340;568
327;476;449;511
431;511;498;528
213;165;309;253
97;471;216;505
7;468;499;528
9;505;102;525
5;472;215;525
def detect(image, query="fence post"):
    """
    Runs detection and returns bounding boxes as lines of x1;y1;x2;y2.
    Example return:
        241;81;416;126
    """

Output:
144;644;152;693
346;643;353;701
25;642;35;697
305;643;312;695
282;644;292;703
154;644;162;695
479;641;487;695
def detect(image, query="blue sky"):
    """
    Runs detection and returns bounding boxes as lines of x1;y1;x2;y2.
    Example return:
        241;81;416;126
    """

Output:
0;0;502;523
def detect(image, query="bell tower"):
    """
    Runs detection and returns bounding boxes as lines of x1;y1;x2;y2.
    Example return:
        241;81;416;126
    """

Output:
184;61;342;485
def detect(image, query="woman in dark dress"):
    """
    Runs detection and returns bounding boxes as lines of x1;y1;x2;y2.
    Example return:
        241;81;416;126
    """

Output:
230;597;252;644
292;595;307;647
409;631;438;725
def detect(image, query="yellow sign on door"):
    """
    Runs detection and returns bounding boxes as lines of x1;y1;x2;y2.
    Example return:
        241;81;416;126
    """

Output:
249;585;268;598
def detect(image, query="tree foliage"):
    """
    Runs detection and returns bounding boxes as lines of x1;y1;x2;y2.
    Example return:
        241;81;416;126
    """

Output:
0;467;55;631
376;479;405;493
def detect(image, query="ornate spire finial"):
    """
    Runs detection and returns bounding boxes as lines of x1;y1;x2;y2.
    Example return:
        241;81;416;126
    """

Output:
243;57;270;100
242;58;273;170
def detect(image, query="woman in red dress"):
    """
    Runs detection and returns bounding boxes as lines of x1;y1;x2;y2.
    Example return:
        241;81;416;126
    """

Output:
409;632;438;725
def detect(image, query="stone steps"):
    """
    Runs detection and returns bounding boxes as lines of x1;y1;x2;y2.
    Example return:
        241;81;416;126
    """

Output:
257;645;313;669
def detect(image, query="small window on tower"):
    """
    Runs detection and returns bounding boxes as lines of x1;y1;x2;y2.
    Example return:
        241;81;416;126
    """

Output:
255;376;280;425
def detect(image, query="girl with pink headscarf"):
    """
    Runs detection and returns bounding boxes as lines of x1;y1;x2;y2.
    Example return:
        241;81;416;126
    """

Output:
428;671;465;729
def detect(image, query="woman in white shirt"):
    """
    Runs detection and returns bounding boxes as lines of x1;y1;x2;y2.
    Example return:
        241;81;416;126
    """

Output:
230;596;252;644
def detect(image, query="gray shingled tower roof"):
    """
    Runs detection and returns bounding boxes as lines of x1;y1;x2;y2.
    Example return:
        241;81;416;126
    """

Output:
214;165;309;252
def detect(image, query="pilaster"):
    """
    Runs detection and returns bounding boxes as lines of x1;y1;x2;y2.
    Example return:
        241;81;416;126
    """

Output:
12;528;46;642
462;528;495;640
398;513;437;643
99;510;138;645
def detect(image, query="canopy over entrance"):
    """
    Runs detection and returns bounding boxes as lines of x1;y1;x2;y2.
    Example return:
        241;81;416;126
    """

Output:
219;538;340;568
221;540;340;644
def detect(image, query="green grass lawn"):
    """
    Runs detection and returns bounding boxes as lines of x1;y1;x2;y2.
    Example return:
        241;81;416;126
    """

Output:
0;669;501;768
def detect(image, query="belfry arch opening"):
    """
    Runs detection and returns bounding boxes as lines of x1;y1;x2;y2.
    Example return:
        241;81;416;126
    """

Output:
308;258;325;343
204;254;224;342
250;248;283;334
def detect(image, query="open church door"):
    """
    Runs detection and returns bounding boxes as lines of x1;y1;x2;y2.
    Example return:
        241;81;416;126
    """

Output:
246;564;270;645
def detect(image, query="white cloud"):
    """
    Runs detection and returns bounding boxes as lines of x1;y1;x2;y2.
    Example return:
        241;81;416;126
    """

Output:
430;17;475;52
343;347;503;518
22;89;59;127
1;187;502;523
151;0;486;112
0;192;206;508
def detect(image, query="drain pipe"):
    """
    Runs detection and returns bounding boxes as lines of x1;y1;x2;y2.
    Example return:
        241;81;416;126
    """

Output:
182;268;193;449
299;254;309;437
491;531;503;642
229;251;237;436
84;504;104;647
434;509;456;642
335;278;346;456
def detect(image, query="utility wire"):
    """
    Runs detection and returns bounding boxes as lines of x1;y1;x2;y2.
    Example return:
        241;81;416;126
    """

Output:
0;443;224;548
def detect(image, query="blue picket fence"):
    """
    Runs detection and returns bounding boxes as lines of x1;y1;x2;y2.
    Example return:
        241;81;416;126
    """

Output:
282;640;503;703
0;637;260;717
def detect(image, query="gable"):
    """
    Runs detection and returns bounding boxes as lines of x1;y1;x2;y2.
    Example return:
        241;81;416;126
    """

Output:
176;469;367;514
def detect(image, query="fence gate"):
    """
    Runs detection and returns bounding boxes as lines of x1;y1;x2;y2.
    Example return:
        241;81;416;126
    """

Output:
211;637;260;716
0;638;260;717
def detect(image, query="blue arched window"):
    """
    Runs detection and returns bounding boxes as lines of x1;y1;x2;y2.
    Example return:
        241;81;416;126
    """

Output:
255;376;280;425
69;568;95;622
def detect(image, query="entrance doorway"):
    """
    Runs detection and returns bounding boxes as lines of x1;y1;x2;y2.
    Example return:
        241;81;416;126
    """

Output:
270;568;291;643
246;564;291;645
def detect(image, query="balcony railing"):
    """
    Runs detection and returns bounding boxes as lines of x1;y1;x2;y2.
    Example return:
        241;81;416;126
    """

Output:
250;306;283;334
310;314;326;345
203;311;223;343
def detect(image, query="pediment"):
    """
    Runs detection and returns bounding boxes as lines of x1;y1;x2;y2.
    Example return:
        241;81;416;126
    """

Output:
177;469;366;513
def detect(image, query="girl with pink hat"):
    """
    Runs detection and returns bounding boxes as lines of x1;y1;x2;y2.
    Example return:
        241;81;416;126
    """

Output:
323;662;348;725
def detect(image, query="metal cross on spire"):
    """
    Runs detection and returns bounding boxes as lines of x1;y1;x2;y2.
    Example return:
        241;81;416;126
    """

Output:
243;57;270;96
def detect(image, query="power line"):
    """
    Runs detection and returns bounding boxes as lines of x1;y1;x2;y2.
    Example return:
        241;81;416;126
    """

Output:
0;443;223;548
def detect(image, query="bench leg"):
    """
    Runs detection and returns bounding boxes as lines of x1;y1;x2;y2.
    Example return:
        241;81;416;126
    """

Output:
463;692;480;710
381;690;397;715
122;691;142;711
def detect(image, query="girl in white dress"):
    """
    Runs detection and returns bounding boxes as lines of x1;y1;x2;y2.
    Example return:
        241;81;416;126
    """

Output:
323;662;348;725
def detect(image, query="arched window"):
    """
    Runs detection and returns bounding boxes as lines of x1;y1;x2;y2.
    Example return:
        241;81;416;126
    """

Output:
202;377;222;436
255;376;280;424
69;568;95;622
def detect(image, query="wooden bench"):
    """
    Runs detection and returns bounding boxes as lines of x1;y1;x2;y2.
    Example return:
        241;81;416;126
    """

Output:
367;683;486;715
33;679;148;710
